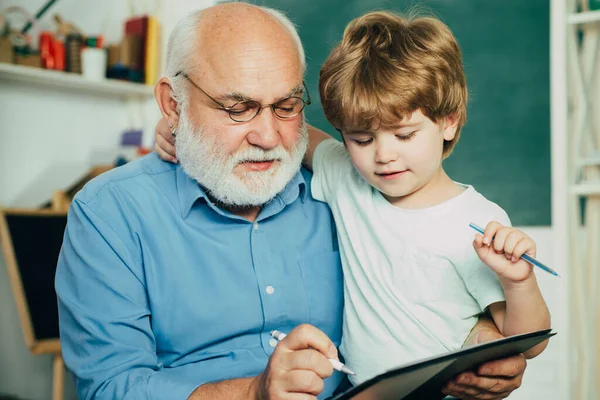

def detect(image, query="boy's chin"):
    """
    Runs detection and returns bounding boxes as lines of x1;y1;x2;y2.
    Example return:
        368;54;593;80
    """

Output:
376;186;414;201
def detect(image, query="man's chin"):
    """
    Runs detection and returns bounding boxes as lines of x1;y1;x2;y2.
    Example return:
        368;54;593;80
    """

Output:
206;180;281;208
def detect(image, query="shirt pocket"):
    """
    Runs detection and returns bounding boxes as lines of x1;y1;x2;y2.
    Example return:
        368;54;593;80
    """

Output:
298;251;343;343
392;250;446;304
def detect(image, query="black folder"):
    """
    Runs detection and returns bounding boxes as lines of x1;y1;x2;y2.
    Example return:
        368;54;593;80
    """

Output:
333;329;555;400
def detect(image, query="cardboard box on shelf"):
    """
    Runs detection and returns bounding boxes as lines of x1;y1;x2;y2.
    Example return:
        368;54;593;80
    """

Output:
49;165;113;212
14;52;41;68
0;36;12;63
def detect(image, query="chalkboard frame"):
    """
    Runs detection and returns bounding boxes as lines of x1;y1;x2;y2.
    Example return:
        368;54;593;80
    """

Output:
0;208;63;355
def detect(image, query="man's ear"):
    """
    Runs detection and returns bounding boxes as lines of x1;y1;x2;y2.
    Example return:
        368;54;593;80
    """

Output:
155;77;180;124
442;114;459;141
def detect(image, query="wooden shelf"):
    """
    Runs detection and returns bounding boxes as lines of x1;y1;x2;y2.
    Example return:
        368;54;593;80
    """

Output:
568;10;600;25
0;63;154;100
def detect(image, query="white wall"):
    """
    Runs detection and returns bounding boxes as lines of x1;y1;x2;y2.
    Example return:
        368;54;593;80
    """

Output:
507;228;568;400
0;0;215;398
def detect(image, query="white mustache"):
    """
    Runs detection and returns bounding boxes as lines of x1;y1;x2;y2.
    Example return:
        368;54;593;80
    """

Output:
232;147;288;164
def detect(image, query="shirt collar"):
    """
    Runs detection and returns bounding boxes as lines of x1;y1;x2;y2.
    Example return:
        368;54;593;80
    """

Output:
176;165;308;219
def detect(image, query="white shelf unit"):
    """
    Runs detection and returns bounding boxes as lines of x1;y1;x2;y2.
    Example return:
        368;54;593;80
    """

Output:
0;63;154;101
568;9;600;24
552;1;600;399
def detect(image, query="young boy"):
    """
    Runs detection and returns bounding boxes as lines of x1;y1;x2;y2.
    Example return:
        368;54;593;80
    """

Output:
156;11;550;386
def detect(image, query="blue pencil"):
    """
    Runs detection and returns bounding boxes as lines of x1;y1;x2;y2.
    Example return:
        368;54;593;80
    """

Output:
469;222;560;277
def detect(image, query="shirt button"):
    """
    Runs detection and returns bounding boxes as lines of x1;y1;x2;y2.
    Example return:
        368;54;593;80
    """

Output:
269;338;278;347
253;222;259;231
266;285;275;295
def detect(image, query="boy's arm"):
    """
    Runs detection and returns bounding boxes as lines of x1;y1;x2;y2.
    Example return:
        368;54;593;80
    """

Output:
473;222;551;358
304;124;333;171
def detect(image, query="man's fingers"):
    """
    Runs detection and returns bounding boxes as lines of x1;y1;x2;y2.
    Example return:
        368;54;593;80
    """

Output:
284;370;324;396
444;381;511;400
282;324;338;359
285;349;334;378
444;372;515;399
471;324;503;345
477;353;526;378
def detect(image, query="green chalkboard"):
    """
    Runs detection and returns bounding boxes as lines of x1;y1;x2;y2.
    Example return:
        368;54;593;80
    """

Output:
251;0;551;225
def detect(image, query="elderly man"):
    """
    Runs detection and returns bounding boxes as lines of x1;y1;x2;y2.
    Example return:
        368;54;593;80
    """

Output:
56;3;527;400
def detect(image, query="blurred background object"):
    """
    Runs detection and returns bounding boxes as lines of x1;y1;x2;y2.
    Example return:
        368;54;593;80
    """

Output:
0;1;159;85
0;1;170;398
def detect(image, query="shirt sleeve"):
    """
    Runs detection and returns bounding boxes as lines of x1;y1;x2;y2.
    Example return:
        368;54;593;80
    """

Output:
55;198;202;400
311;138;354;203
461;208;512;311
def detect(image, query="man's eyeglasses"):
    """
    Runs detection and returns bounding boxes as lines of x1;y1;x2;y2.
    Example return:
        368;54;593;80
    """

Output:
175;72;311;123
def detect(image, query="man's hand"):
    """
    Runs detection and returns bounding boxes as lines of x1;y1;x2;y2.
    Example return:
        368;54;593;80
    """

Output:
251;324;338;400
442;322;526;400
155;117;178;163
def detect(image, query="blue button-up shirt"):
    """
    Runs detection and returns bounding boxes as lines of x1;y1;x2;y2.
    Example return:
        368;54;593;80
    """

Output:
55;153;344;400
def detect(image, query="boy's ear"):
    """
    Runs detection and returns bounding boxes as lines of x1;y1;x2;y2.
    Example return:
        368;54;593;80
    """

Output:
155;77;180;125
441;114;459;141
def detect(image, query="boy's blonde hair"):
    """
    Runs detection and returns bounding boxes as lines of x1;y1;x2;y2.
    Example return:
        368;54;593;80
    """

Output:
319;11;467;157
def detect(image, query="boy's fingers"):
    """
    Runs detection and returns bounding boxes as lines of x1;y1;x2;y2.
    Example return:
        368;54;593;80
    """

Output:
155;145;177;164
512;239;534;261
503;231;522;258
156;118;176;144
473;233;484;248
483;221;502;245
156;133;177;158
491;227;510;254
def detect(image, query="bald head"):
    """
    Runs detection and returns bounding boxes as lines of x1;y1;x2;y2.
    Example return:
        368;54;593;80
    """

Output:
164;4;306;109
197;3;303;81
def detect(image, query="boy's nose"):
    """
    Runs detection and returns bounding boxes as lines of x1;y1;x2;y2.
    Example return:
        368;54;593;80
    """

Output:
375;144;399;164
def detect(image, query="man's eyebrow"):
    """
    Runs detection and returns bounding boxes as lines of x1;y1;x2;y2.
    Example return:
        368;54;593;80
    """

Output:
214;92;253;103
215;84;304;104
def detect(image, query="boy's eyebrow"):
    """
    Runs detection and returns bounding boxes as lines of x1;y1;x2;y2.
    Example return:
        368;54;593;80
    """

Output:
345;122;422;134
345;129;374;135
387;122;422;129
215;84;304;104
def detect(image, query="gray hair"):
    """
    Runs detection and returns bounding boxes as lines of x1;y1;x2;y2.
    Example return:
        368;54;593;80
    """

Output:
164;5;307;111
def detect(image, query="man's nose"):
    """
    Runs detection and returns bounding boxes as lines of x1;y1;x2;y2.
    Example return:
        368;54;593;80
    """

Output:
246;108;281;150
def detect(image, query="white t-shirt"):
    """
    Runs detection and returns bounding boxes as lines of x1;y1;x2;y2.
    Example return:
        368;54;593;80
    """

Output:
312;139;509;385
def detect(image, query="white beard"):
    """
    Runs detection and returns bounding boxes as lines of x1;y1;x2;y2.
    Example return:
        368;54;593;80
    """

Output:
175;109;308;207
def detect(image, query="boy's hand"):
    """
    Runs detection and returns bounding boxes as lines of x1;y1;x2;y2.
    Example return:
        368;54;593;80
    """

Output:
472;222;535;283
155;117;178;163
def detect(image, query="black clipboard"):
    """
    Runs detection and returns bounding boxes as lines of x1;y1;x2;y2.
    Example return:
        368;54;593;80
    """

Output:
333;329;556;400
